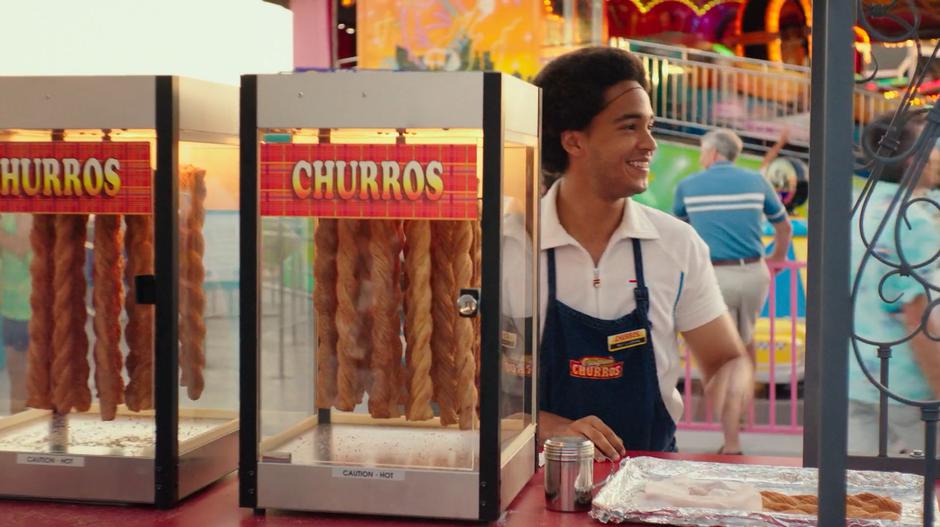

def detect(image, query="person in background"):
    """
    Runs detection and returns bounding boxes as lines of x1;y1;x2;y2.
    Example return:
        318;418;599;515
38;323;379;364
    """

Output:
760;127;790;175
849;115;940;455
0;214;32;414
673;129;793;454
534;47;753;460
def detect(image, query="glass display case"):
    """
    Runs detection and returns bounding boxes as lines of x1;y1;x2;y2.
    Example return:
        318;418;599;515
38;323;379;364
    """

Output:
0;76;239;507
240;71;540;521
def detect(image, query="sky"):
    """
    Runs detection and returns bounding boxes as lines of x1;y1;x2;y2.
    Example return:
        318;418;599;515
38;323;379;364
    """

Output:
0;0;293;85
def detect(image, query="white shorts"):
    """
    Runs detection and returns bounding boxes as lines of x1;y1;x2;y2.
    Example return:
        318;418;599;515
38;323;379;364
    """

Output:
848;400;932;456
713;261;771;346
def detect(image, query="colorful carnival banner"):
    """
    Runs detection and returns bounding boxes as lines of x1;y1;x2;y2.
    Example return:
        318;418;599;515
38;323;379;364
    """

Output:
358;0;544;79
259;143;478;219
0;142;152;214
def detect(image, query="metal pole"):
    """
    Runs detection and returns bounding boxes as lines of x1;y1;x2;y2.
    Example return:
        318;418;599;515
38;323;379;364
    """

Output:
563;0;574;46
807;0;855;524
878;347;891;457
591;0;603;45
154;76;181;508
293;248;300;342
923;408;938;527
330;0;339;69
278;218;285;379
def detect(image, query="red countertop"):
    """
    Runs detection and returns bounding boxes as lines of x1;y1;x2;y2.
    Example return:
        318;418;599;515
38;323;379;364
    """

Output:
0;453;806;527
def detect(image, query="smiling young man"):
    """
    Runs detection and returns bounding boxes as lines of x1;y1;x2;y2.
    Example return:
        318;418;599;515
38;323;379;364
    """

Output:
534;47;753;459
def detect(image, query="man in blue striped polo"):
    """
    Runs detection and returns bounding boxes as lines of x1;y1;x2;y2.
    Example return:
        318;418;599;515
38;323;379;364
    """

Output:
673;129;792;452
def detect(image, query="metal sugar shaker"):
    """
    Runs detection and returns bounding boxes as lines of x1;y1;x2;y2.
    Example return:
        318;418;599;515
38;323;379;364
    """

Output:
543;436;594;512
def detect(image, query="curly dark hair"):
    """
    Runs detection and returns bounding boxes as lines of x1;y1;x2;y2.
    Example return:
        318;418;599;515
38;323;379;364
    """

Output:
534;47;650;175
862;110;928;184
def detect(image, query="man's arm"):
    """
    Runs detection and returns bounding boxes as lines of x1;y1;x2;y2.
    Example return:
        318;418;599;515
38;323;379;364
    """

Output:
682;313;752;453
682;313;744;380
761;172;792;264
673;182;689;222
760;127;790;172
538;411;626;462
767;218;792;263
904;295;940;397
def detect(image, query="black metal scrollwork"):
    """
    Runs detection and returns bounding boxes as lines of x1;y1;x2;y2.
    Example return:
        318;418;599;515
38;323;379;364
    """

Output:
852;2;940;525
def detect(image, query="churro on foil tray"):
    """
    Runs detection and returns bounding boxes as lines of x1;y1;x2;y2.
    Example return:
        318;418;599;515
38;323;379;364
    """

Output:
592;456;938;526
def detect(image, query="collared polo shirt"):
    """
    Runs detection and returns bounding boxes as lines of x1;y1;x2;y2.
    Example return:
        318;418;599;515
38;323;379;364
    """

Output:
850;180;940;404
673;161;787;260
540;181;727;423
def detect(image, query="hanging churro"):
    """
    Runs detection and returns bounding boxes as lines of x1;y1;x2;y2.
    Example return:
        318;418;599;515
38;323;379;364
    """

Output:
124;214;154;411
368;220;403;418
430;221;458;425
26;215;55;409
335;219;365;411
453;221;477;429
395;222;409;409
404;220;434;421
51;214;91;414
314;219;339;409
92;215;124;420
179;165;207;400
354;221;374;403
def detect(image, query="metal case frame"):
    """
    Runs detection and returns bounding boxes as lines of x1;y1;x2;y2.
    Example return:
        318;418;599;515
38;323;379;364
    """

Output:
803;2;940;524
0;75;239;508
239;70;540;521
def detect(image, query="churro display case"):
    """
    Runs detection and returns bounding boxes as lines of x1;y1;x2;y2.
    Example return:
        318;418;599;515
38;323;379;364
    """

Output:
0;76;240;507
240;71;539;521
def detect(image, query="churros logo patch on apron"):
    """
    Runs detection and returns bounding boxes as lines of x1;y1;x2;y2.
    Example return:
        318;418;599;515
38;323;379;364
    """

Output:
569;357;624;380
607;328;647;352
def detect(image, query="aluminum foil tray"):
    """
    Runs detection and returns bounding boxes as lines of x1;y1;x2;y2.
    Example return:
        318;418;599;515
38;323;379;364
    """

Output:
592;456;938;526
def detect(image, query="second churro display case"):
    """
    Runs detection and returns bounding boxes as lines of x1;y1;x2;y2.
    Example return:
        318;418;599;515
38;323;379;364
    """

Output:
240;71;539;521
0;76;240;507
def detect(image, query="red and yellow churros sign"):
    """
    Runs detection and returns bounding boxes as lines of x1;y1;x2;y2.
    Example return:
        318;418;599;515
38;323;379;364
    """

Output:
569;357;624;380
259;143;478;219
0;142;152;214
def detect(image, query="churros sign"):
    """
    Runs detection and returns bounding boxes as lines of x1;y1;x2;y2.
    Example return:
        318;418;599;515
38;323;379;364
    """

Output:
0;142;152;214
259;143;478;219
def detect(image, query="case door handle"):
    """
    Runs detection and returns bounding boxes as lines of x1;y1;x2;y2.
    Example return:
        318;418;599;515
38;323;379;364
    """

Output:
456;288;480;318
135;275;156;305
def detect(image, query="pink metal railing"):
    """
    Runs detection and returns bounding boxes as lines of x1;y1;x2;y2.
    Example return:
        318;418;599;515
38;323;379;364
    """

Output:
679;259;807;435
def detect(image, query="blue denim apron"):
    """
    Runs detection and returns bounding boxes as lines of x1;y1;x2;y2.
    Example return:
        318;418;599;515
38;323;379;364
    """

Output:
540;239;677;451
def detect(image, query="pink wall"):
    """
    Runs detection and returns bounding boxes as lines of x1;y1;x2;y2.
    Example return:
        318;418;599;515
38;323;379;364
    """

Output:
292;0;332;69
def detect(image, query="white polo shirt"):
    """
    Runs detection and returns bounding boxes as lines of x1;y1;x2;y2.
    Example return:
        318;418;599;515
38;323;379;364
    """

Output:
539;181;727;423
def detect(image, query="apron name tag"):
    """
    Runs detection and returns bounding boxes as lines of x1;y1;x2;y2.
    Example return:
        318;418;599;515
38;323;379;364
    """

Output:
501;330;518;349
607;328;647;352
569;357;624;379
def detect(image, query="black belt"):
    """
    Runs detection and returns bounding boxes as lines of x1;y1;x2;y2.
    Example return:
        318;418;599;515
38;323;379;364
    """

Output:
711;256;762;266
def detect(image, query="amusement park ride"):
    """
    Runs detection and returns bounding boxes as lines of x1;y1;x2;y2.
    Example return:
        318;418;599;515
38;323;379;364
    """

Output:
605;0;940;65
